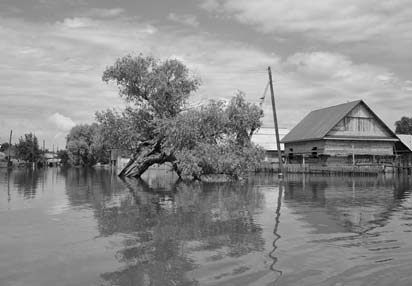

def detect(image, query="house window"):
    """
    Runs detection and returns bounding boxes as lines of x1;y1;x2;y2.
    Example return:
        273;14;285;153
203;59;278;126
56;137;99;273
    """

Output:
288;148;293;160
343;117;349;130
312;147;318;157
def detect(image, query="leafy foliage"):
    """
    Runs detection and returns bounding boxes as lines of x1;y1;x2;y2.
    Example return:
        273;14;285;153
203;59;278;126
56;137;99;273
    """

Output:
98;54;264;179
15;133;40;162
175;142;264;179
95;107;154;151
56;149;70;165
159;100;228;150
98;54;200;154
66;123;109;166
226;92;263;145
395;117;412;134
102;54;201;118
161;93;265;179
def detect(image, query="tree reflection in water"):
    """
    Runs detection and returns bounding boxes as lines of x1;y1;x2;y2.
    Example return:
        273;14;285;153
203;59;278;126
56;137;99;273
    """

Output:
3;169;410;285
11;168;42;199
7;167;64;200
83;176;266;286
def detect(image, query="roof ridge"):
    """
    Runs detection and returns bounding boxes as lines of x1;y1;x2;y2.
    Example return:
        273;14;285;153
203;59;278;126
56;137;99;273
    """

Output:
310;99;362;113
281;100;364;143
281;99;398;144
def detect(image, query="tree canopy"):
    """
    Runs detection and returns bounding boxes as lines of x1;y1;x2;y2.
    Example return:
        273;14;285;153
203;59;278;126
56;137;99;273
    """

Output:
102;54;200;118
160;94;264;179
15;133;40;162
66;123;109;166
96;54;264;179
395;116;412;134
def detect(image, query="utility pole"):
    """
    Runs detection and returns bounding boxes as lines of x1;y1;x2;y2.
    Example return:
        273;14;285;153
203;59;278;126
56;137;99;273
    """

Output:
268;66;285;175
7;130;12;167
43;139;46;166
32;132;35;167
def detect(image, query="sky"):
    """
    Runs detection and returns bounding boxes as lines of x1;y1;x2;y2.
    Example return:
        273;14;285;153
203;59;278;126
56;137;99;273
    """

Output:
1;0;412;149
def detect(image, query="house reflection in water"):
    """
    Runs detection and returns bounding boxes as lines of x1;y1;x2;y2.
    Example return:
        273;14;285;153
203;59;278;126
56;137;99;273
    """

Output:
282;175;411;234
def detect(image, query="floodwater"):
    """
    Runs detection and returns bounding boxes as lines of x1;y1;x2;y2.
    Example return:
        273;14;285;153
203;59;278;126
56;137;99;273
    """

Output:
0;168;411;286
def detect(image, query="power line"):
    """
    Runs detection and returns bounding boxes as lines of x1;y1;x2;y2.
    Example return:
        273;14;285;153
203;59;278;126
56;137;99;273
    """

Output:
259;81;270;108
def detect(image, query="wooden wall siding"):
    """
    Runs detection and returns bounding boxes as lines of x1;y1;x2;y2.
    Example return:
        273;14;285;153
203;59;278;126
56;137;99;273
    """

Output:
285;140;325;155
286;140;394;157
328;104;390;137
324;140;394;156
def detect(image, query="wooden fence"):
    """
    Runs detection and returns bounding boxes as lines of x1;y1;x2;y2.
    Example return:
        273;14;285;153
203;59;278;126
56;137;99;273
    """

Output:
284;164;384;176
254;162;280;173
254;163;386;176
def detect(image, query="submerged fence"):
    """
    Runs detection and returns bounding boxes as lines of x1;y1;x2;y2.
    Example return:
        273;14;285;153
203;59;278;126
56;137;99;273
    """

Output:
284;164;384;176
255;162;387;176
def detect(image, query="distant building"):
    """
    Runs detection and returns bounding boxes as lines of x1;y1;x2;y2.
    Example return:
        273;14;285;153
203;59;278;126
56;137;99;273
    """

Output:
0;147;19;167
44;152;61;166
281;100;398;165
1;146;16;161
251;127;289;162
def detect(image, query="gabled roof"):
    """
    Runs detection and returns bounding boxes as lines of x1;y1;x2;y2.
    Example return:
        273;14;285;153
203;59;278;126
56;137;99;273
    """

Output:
281;100;397;143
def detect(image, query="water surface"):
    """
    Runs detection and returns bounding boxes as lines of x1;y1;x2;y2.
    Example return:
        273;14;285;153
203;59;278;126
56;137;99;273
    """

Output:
0;168;411;286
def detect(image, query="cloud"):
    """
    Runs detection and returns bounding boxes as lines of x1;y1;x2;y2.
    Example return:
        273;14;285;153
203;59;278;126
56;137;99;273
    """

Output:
275;51;412;127
0;7;411;149
283;51;405;91
48;113;76;131
284;51;395;88
60;17;96;28
168;13;199;27
198;0;412;43
89;8;125;18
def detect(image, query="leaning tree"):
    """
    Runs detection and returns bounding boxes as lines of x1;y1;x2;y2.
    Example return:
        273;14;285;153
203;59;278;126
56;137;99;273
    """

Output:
100;54;201;177
99;54;264;179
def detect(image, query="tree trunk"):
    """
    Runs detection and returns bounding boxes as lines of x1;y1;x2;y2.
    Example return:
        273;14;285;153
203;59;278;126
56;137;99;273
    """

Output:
118;140;176;177
120;152;172;177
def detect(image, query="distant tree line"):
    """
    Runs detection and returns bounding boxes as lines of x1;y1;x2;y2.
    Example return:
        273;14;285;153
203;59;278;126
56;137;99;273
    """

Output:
65;123;109;166
0;128;108;166
395;117;412;135
1;133;42;163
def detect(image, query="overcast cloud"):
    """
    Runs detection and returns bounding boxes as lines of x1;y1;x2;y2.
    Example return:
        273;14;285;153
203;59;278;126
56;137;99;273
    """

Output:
0;0;411;148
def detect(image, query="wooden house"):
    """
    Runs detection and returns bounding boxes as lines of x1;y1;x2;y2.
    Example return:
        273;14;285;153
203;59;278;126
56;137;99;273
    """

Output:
281;100;398;165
